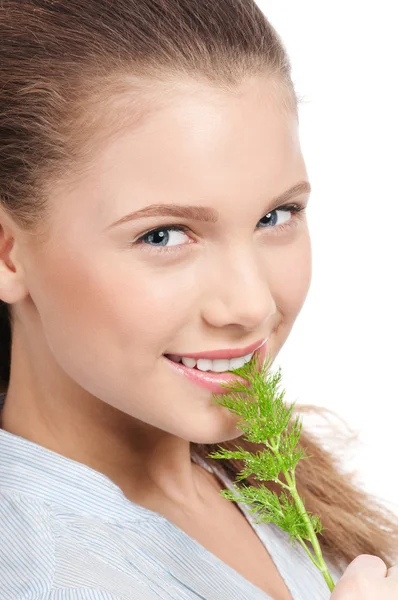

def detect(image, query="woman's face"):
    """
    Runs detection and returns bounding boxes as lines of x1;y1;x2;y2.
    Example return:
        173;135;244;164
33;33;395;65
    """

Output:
13;75;312;445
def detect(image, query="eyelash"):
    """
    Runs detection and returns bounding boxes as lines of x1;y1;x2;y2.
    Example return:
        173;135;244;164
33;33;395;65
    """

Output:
133;202;307;256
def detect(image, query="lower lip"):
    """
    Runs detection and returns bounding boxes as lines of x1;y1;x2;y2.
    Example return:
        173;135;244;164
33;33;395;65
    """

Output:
163;343;268;394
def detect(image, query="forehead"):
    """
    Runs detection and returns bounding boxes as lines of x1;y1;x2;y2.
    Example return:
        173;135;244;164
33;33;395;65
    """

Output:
95;77;300;182
47;76;304;232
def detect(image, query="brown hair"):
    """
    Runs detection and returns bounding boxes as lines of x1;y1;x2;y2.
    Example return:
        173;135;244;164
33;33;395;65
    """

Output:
1;0;397;575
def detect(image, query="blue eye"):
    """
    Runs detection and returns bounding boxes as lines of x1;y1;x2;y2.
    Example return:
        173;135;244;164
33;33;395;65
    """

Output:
133;203;306;256
258;208;291;228
137;225;190;249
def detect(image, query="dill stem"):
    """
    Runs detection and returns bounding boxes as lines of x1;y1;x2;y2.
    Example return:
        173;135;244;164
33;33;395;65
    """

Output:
284;470;335;592
268;438;335;593
296;535;321;569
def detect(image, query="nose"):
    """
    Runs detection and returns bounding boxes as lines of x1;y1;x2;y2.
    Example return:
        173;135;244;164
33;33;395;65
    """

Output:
201;249;276;331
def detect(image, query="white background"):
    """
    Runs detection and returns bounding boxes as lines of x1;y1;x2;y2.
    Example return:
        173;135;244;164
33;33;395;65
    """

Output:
256;1;398;514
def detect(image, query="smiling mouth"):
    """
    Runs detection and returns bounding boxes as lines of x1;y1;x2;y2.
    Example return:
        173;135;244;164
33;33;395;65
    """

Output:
163;350;256;374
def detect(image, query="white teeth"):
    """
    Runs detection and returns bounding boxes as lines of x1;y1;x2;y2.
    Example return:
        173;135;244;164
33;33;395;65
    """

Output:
178;352;254;372
180;356;196;368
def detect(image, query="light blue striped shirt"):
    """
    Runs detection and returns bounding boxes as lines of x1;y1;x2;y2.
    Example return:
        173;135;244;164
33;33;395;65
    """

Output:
0;392;342;599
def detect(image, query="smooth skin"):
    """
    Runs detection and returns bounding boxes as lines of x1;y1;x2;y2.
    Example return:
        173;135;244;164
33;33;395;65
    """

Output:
331;555;398;599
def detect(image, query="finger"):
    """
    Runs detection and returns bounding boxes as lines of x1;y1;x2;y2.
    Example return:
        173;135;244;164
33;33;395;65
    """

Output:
387;565;398;579
340;555;387;581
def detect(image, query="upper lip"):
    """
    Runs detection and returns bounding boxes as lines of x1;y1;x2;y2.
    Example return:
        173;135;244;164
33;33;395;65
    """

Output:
165;337;268;360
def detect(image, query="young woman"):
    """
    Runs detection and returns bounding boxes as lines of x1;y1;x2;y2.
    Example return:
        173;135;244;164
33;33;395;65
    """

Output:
0;2;397;599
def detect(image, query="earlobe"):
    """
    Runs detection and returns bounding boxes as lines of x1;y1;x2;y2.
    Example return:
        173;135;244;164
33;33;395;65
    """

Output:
0;267;29;305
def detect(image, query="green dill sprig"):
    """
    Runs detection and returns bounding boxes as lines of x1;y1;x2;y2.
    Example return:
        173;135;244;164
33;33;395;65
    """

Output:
207;351;335;593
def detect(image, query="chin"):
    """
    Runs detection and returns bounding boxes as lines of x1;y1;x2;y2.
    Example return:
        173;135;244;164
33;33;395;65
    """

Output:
187;415;245;446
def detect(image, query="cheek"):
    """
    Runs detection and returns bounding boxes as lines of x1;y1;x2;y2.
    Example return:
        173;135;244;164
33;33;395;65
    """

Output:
269;234;312;319
29;244;191;376
23;245;175;398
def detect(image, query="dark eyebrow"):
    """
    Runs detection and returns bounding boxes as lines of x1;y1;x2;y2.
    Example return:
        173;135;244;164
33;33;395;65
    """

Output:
106;180;311;229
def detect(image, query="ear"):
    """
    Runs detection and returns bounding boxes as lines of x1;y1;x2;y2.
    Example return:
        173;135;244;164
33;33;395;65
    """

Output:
0;210;30;305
